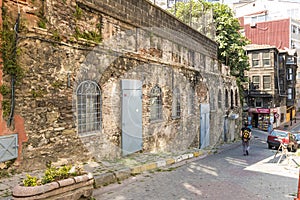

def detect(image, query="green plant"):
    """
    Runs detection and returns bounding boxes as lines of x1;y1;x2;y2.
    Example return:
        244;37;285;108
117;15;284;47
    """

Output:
37;19;46;29
23;174;38;186
74;27;102;43
1;8;23;79
0;85;10;96
52;30;61;41
74;5;83;19
51;80;64;88
31;89;47;98
41;165;72;184
23;164;83;187
1;100;11;118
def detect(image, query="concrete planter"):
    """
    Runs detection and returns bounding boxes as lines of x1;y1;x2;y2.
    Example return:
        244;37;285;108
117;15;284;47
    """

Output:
12;173;94;200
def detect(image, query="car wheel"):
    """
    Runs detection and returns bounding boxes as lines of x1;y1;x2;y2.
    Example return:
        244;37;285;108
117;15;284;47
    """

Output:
293;145;298;152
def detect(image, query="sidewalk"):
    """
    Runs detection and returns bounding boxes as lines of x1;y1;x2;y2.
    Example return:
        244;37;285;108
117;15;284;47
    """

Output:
2;113;300;199
0;142;240;199
276;112;300;131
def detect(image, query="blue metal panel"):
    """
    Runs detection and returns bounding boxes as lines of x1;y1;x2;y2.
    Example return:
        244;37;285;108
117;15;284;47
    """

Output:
200;104;210;149
121;80;143;156
0;134;18;162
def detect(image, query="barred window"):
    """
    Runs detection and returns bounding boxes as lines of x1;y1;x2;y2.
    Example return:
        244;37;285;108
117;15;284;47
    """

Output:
210;91;215;111
225;89;229;108
150;85;162;121
218;89;222;109
188;87;195;115
76;80;101;136
230;89;234;109
172;88;180;118
235;89;239;107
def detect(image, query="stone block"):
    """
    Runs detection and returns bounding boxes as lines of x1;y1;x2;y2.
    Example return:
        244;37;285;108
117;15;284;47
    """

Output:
166;158;175;165
94;172;116;188
156;160;167;168
114;168;131;181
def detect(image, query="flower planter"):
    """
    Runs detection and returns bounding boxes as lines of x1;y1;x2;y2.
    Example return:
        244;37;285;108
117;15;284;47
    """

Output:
12;173;94;200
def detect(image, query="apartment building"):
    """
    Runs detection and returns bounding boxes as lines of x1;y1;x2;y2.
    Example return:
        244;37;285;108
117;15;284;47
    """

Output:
245;44;297;130
233;0;300;110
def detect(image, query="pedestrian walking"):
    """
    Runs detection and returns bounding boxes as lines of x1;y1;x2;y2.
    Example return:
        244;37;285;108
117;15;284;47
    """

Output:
240;122;252;156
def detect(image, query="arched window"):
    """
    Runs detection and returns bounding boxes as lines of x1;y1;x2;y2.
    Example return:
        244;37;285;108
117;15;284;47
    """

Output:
188;87;195;115
225;89;229;108
172;88;181;118
218;89;222;109
150;85;162;121
210;90;215;110
231;89;234;109
235;89;239;107
76;80;101;136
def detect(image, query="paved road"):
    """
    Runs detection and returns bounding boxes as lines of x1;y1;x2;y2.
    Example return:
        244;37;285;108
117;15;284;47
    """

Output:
93;129;300;200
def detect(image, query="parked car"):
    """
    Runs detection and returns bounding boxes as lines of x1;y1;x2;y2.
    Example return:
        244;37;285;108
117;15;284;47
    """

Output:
267;129;298;152
292;132;300;148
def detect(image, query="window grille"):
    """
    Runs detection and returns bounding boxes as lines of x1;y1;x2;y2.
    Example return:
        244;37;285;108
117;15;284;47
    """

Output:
76;80;101;136
210;91;215;110
218;89;222;109
230;89;234;109
235;89;239;107
200;54;206;69
188;87;195;115
172;88;181;118
225;89;229;108
150;85;162;121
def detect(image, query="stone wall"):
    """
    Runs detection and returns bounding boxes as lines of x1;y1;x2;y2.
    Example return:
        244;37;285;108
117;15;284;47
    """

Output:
0;0;241;171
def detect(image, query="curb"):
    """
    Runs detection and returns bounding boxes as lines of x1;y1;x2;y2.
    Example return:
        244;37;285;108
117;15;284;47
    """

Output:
93;150;205;188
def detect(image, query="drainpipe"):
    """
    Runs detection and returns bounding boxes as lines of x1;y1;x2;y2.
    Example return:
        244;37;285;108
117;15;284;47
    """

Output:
7;10;20;127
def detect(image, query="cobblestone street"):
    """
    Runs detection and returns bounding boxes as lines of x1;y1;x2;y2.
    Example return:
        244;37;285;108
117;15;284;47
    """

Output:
93;129;300;200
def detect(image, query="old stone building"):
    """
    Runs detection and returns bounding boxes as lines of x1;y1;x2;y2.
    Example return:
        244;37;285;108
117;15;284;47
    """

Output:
0;0;241;171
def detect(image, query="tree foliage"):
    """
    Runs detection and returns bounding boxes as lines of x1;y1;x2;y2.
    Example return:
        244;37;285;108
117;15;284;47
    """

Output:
168;0;250;81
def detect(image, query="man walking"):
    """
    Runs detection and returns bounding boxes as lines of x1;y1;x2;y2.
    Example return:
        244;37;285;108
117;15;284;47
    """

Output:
240;122;252;156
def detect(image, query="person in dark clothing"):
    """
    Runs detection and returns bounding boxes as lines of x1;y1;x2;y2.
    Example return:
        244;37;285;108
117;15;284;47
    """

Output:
240;123;252;156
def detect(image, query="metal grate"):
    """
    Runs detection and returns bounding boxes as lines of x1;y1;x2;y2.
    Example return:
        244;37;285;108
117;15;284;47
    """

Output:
172;87;181;118
76;80;101;136
188;87;195;115
150;85;162;121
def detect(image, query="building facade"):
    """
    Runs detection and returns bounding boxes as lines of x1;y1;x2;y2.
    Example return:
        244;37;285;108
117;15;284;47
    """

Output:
233;0;300;110
0;0;241;171
245;44;297;130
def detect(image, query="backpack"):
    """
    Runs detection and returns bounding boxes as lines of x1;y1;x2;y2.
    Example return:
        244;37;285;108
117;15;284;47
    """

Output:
243;129;250;142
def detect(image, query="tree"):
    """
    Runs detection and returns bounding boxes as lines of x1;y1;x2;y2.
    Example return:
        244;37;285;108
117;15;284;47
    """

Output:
168;0;250;82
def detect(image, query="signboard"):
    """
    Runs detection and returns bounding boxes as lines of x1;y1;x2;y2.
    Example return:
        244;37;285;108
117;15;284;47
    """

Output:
248;108;270;114
256;108;270;114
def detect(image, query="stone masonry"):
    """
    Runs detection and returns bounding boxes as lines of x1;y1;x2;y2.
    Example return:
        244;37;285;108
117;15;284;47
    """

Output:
0;0;241;171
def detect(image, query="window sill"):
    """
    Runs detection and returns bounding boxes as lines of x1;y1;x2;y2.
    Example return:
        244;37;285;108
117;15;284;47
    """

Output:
78;131;100;137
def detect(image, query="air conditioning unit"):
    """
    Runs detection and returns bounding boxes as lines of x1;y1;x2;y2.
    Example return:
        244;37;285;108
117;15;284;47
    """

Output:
250;22;256;28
